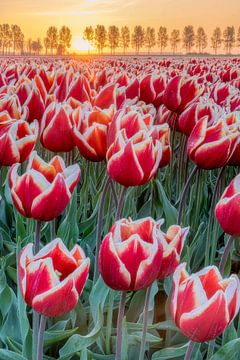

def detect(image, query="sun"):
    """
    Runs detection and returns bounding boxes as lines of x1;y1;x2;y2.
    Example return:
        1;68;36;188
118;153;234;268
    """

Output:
72;36;94;53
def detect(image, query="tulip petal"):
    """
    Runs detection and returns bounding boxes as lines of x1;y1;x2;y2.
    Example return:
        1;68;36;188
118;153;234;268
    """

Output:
25;258;59;306
31;173;71;221
180;290;229;342
32;277;78;317
99;234;131;290
34;238;78;280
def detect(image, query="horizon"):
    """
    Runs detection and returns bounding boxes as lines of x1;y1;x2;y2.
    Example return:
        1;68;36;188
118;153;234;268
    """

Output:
1;0;240;54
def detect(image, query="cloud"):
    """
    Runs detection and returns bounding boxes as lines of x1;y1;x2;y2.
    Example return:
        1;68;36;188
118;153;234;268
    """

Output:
13;0;137;16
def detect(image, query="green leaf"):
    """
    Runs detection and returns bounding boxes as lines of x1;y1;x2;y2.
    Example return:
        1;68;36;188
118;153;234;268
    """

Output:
59;311;102;359
154;180;177;227
0;350;27;360
210;339;240;360
89;276;109;323
152;343;188;359
44;327;78;347
222;323;237;345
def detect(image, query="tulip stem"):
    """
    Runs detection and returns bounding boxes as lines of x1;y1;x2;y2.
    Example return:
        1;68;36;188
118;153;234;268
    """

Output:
32;312;39;360
116;291;126;360
34;220;42;254
36;315;47;360
177;166;198;225
219;235;235;275
106;290;115;354
177;135;187;197
139;285;152;360
33;220;42;359
207;340;215;359
193;168;202;230
109;179;118;208
169;114;178;199
93;177;111;283
184;340;194;360
50;219;56;240
116;186;127;220
205;167;225;266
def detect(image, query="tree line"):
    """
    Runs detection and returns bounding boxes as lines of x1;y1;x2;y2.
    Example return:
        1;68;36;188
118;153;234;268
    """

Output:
0;25;72;55
84;25;240;55
0;23;239;55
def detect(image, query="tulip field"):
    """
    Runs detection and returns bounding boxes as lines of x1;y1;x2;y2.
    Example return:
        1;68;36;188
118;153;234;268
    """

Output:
0;55;240;360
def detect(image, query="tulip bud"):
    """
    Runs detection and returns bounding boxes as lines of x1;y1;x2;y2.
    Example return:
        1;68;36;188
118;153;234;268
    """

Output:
0;120;38;166
187;114;238;169
107;128;162;187
158;224;189;279
40;102;76;152
215;173;240;236
178;100;222;136
73;107;112;162
9;151;80;221
18;239;90;317
163;76;203;113
99;217;163;291
171;263;240;342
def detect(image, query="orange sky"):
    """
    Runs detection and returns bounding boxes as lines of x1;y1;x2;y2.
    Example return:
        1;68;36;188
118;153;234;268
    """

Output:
1;0;240;53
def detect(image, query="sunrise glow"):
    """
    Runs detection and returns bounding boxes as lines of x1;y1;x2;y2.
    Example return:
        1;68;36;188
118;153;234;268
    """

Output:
72;35;94;52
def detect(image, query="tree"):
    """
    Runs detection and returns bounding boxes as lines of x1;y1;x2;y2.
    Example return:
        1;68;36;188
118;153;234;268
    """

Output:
31;38;42;55
157;26;168;53
59;26;72;54
94;25;107;55
132;25;145;54
196;27;207;53
108;26;119;54
145;27;155;54
11;25;24;54
83;26;94;53
223;26;235;54
26;38;32;54
182;25;195;53
44;37;50;55
170;29;180;54
237;26;240;48
45;26;58;54
211;27;222;54
120;26;130;54
1;24;12;54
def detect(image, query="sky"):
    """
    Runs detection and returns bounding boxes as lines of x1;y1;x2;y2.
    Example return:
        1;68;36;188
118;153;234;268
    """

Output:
1;0;240;53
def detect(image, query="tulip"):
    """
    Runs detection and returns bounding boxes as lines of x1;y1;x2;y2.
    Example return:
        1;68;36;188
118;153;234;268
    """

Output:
23;86;45;123
156;104;178;129
152;124;171;168
139;74;166;106
0;120;38;166
18;238;90;317
73;106;112;162
99;217;163;291
215;173;240;236
67;75;91;103
171;263;240;342
0;94;22;119
40;102;76;152
178;100;222;136
226;112;240;166
0;111;17;135
230;93;240;112
9;151;80;221
107;109;154;147
187;115;238;169
210;83;232;106
107;128;162;187
158;224;189;279
163;76;203;114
